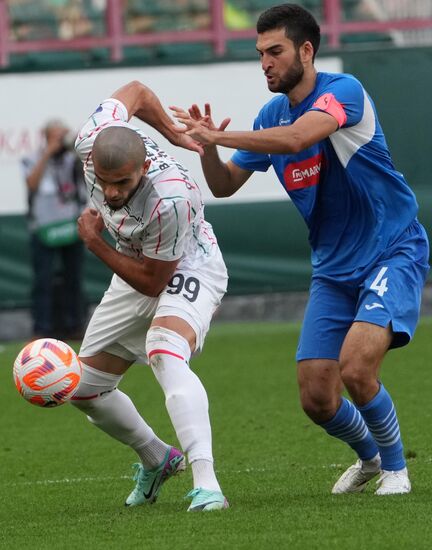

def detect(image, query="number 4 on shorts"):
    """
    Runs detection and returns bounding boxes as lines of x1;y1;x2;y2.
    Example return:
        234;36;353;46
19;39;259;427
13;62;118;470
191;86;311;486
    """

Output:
370;266;389;297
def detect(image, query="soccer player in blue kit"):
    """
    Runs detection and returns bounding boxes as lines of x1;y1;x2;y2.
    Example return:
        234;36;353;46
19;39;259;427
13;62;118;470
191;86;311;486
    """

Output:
171;3;430;494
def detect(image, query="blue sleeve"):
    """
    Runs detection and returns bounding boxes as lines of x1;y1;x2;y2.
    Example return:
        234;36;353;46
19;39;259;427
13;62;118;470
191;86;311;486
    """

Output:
230;115;272;173
309;75;365;129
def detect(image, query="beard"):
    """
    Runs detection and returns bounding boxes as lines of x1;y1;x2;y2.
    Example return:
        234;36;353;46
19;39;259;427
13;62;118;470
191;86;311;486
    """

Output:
105;201;124;210
268;53;304;94
104;177;144;210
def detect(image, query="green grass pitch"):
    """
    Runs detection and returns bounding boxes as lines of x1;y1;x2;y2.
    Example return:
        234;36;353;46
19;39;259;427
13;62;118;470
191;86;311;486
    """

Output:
1;319;432;549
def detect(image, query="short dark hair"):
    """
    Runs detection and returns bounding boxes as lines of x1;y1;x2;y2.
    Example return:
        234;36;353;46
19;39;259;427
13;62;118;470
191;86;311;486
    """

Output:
93;126;146;171
257;3;321;59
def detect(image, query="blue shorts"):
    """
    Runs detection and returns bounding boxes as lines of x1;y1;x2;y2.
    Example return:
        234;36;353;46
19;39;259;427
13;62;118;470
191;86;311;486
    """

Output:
296;220;430;361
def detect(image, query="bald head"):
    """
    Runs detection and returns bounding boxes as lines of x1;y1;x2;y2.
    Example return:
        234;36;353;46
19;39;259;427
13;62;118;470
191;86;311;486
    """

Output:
93;126;146;171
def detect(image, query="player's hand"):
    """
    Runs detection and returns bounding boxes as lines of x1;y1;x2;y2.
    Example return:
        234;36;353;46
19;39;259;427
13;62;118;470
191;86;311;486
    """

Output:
169;105;230;149
188;103;231;132
169;106;215;147
170;132;205;156
77;208;105;247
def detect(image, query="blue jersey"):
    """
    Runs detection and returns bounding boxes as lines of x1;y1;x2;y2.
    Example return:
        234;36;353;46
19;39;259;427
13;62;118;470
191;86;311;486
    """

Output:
231;72;419;280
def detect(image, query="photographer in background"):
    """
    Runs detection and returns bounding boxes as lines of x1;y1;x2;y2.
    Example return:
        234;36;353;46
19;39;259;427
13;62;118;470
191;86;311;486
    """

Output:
22;119;87;340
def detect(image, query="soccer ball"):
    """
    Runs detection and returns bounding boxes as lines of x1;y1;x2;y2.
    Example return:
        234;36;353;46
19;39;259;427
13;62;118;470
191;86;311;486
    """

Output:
13;338;82;407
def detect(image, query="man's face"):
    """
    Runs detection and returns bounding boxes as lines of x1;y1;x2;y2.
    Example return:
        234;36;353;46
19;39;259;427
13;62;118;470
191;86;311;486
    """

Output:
46;125;69;155
256;28;304;94
94;159;150;210
46;126;68;142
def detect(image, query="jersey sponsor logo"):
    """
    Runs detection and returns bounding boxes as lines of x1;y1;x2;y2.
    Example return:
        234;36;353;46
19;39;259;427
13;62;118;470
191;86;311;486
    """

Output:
279;117;291;125
283;153;322;190
364;302;385;310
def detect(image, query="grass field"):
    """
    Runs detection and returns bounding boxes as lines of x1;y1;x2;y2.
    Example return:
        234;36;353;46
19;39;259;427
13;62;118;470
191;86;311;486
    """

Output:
1;319;432;549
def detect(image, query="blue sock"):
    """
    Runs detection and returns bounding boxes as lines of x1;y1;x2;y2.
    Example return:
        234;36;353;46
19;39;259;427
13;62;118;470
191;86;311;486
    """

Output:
358;384;405;471
321;397;379;460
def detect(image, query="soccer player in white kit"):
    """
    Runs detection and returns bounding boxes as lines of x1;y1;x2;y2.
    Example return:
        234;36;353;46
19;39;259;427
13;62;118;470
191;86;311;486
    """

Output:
71;80;228;512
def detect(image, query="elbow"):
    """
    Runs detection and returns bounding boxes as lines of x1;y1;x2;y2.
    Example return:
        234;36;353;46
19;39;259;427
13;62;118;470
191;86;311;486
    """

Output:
211;188;232;199
289;143;303;155
136;81;155;104
126;80;144;93
120;80;145;102
136;278;166;298
136;283;161;298
209;179;237;198
149;281;165;297
124;80;153;110
146;289;161;298
134;261;178;297
287;133;307;155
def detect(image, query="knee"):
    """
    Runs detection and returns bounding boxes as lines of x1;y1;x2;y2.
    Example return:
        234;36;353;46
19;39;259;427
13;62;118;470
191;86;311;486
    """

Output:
70;362;120;414
297;360;342;423
340;365;364;393
300;390;340;423
339;354;371;392
339;354;380;405
146;326;191;369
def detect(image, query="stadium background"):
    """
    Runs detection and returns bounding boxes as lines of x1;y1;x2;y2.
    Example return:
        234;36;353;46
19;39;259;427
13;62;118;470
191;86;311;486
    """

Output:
0;0;431;333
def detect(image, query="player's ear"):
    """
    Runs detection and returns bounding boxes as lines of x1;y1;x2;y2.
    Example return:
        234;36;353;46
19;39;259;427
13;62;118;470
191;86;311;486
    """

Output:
299;41;314;64
142;159;151;176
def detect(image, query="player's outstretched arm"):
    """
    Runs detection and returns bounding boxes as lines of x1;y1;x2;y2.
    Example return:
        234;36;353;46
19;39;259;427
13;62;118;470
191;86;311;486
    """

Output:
110;80;203;154
170;104;251;198
173;108;338;154
78;208;178;297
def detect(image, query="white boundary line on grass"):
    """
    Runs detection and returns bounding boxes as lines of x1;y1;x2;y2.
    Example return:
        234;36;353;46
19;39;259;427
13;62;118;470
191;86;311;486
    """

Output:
5;460;431;488
5;465;346;488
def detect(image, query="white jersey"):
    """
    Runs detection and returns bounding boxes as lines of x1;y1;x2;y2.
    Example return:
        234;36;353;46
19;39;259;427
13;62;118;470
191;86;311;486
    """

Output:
75;98;219;270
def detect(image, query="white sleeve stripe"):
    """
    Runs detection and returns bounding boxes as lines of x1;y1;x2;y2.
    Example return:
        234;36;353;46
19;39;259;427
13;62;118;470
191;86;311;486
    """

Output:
329;89;376;168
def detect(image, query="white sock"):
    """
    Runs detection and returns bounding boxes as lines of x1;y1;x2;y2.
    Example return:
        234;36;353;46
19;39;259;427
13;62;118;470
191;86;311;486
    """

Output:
191;459;221;492
146;327;220;481
134;435;171;468
72;363;169;468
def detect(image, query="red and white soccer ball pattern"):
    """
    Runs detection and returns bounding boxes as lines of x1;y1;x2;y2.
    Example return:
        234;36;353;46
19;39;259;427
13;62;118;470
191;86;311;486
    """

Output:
13;338;82;407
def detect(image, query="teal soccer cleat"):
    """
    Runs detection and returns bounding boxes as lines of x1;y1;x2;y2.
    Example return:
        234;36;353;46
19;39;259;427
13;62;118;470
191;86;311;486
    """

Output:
125;447;185;506
186;487;229;512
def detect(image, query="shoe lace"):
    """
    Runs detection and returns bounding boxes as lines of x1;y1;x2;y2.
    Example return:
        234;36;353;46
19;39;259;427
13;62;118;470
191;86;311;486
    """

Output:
185;487;205;501
131;462;152;489
376;470;403;485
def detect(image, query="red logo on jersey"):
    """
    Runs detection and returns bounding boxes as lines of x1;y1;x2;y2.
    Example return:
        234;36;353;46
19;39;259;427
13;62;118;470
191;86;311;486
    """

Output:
283;153;323;191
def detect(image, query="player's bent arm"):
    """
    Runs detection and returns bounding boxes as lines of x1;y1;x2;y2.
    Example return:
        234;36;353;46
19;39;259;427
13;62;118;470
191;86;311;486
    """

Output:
82;231;178;297
111;81;202;154
111;80;174;137
201;146;252;198
201;110;338;154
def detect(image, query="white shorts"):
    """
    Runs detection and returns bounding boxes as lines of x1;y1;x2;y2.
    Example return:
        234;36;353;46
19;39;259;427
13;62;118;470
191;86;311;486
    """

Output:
79;248;228;364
